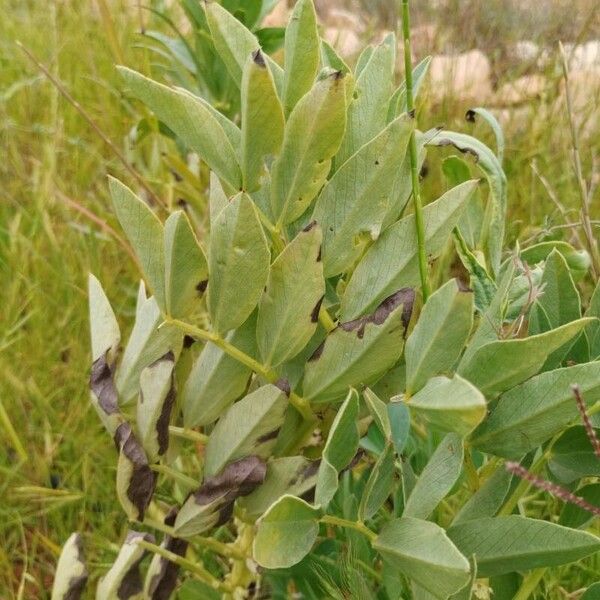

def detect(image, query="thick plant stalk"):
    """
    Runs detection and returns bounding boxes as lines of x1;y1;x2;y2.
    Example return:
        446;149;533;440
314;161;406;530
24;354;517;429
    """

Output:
401;0;430;301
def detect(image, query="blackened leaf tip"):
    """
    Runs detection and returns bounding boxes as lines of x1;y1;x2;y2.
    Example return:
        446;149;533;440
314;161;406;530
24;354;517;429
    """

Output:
465;109;476;122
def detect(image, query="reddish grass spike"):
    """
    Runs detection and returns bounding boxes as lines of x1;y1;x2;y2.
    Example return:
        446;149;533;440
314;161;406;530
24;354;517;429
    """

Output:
505;461;600;517
572;384;600;458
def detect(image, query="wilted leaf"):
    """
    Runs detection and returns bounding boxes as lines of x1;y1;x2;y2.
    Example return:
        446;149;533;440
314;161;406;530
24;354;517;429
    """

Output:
447;515;600;577
88;274;120;364
405;279;473;394
174;456;266;537
163;211;208;319
312;115;413;277
470;362;600;458
404;433;464;519
207;192;270;334
303;289;414;403
254;495;321;569
408;376;486;436
257;223;324;367
271;70;347;225
358;443;395;521
96;531;155;599
341;180;478;320
51;533;88;600
373;517;470;599
204;384;288;477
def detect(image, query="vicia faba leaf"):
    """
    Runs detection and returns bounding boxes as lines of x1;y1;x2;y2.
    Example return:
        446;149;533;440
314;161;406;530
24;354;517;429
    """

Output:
51;533;88;600
270;69;347;226
403;433;464;520
257;223;324;367
282;0;319;116
560;483;600;529
88;274;120;364
520;240;591;282
253;495;321;569
239;456;319;519
115;295;183;403
358;442;395;521
388;400;411;455
241;50;284;192
303;288;415;403
182;312;257;428
207;192;270;334
90;352;123;437
469;361;600;458
144;508;188;600
363;388;391;439
581;583;600;600
109;177;166;311
336;33;396;165
426;130;506;276
341;180;478;321
96;531;154;599
586;280;600;360
174;456;266;537
312;114;413;277
163;210;208;319
457;318;593;398
447;515;600;577
204;383;288;477
114;422;156;522
388;56;432;120
209;171;229;224
407;375;486;437
315;389;359;506
465;107;505;164
405;278;474;394
206;1;283;91
548;426;600;483
118;68;242;188
373;517;471;599
136;352;176;461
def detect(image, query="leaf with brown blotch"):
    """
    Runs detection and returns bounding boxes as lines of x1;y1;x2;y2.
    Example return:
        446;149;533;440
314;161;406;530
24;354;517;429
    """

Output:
89;353;123;437
51;533;88;600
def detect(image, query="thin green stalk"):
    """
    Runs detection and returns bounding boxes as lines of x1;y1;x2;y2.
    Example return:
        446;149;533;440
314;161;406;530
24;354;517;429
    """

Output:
168;426;208;444
0;397;28;462
136;539;231;592
318;305;337;332
321;515;377;542
513;568;546;600
150;463;198;488
401;0;430;301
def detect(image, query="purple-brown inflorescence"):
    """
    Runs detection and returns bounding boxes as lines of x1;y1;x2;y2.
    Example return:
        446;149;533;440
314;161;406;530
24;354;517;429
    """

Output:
505;461;600;517
572;384;600;458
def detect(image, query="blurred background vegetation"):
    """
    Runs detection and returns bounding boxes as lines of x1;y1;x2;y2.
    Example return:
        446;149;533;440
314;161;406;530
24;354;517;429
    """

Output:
0;0;598;597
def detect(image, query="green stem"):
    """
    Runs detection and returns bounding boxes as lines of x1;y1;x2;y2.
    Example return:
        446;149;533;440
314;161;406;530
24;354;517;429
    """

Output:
401;0;430;301
168;426;208;444
513;568;546;600
318;305;337;333
136;539;231;592
150;463;198;488
321;515;377;542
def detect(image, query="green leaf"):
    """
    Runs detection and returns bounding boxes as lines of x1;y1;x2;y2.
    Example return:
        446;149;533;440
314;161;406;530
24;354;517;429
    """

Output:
115;296;183;403
254;495;321;569
239;456;319;519
363;388;391;439
404;433;464;519
586;281;600;360
204;384;288;477
51;533;88;600
560;483;600;528
457;319;592;397
312;115;413;277
303;289;414;403
136;353;175;461
109;177;166;311
336;34;395;165
465;107;505;164
117;68;242;188
206;1;283;90
427;131;506;276
405;279;474;394
207;193;270;334
96;531;154;599
408;375;487;436
373;517;470;599
88;273;120;364
241;51;284;192
447;515;600;577
521;240;590;282
257;224;324;367
341;180;478;320
581;583;600;600
388;400;411;455
315;389;360;506
453;466;513;524
182;313;257;428
282;0;319;115
388;56;432;119
209;172;228;223
271;70;347;225
358;443;395;520
548;426;600;483
163;211;208;318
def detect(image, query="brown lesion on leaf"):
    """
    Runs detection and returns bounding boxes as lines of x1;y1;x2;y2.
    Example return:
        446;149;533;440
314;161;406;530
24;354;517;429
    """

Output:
90;353;119;416
310;296;324;323
340;288;415;339
150;352;177;456
302;220;317;233
256;428;281;444
275;378;291;396
114;423;157;521
116;531;155;600
465;109;477;123
62;534;88;600
436;137;480;162
196;279;208;294
252;49;266;68
308;340;325;362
